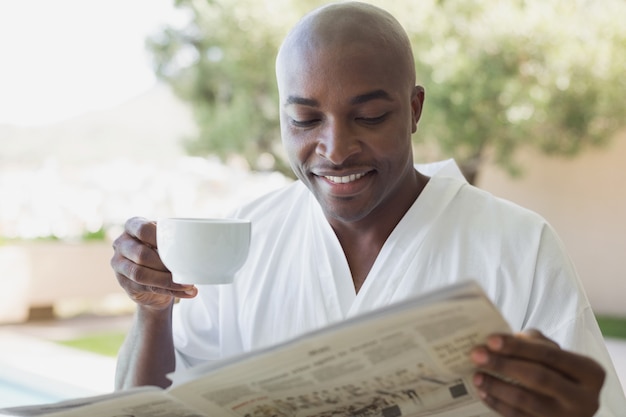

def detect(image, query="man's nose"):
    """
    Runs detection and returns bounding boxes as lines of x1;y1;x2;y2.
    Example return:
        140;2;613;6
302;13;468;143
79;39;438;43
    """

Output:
315;120;361;165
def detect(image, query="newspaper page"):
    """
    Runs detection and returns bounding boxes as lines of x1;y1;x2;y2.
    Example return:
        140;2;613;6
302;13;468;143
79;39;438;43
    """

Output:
167;280;509;417
0;280;509;417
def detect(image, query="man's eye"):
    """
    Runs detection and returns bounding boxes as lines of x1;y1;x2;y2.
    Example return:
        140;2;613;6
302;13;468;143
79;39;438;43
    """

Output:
290;118;319;128
358;114;387;125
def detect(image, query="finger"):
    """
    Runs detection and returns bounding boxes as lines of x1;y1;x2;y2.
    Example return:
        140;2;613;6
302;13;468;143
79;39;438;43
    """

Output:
125;216;157;248
471;346;580;400
483;334;605;385
114;272;197;301
475;367;602;417
120;273;197;299
115;232;167;271
474;372;559;417
112;252;193;293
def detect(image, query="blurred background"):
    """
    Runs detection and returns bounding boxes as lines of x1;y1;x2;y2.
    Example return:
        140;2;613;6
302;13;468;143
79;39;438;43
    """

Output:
0;0;624;408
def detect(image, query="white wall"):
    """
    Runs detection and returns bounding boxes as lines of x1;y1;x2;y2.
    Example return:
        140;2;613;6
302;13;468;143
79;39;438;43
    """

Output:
478;131;626;316
0;242;126;323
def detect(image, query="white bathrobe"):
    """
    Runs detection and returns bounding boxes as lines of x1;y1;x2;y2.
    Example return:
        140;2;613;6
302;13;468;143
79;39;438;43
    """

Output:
172;160;625;415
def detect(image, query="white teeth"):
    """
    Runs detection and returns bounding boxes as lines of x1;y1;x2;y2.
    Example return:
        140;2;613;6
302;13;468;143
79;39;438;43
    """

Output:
324;173;365;184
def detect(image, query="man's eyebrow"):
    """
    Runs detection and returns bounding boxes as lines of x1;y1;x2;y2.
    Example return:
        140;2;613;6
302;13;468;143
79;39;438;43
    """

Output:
350;89;393;105
284;90;393;107
285;96;319;107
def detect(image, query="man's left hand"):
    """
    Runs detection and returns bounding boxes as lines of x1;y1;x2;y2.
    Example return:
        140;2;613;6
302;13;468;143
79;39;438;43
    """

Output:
470;329;605;417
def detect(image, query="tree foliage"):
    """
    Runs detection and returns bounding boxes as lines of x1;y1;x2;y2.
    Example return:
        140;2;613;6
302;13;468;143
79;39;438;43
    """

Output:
147;0;626;183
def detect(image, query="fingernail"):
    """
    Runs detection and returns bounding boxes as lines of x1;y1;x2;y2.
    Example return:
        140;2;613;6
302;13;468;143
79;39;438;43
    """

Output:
473;373;484;387
471;349;488;365
487;335;503;351
184;289;196;295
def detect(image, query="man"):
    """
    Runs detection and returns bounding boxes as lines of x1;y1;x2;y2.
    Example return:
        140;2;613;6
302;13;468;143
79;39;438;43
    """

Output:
110;2;624;416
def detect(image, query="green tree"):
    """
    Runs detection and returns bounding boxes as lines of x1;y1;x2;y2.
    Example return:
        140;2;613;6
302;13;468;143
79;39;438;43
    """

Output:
403;0;626;183
147;0;626;184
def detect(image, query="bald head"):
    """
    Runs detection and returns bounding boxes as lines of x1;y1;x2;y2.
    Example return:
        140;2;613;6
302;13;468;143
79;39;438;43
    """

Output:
274;3;425;226
276;2;416;89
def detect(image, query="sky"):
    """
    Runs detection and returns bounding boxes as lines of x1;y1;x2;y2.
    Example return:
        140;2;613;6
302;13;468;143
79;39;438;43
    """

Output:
0;0;186;126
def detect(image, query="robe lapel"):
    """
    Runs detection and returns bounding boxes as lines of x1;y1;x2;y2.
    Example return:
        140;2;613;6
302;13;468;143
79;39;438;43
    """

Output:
308;192;357;319
348;176;466;317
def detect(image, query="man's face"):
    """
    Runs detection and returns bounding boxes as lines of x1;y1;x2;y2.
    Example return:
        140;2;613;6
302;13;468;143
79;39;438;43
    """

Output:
277;42;424;225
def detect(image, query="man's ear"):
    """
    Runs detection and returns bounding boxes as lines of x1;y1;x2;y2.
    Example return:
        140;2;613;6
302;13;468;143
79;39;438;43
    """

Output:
411;85;425;133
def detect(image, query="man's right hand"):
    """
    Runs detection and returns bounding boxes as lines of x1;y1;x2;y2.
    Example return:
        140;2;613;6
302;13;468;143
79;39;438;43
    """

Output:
111;216;198;311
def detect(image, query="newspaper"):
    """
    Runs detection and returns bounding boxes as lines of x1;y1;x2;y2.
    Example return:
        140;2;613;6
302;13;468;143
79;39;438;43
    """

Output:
1;280;510;417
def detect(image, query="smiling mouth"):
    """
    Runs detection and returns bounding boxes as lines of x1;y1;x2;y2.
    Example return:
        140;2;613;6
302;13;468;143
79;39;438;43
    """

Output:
323;173;366;184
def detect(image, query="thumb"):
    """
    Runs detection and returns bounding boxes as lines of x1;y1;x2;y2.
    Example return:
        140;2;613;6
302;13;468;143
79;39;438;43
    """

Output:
516;328;560;348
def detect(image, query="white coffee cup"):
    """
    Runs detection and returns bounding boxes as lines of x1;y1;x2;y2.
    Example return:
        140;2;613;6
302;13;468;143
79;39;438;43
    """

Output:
156;218;251;285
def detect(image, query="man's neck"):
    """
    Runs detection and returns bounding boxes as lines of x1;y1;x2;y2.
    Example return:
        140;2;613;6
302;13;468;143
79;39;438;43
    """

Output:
328;170;430;292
